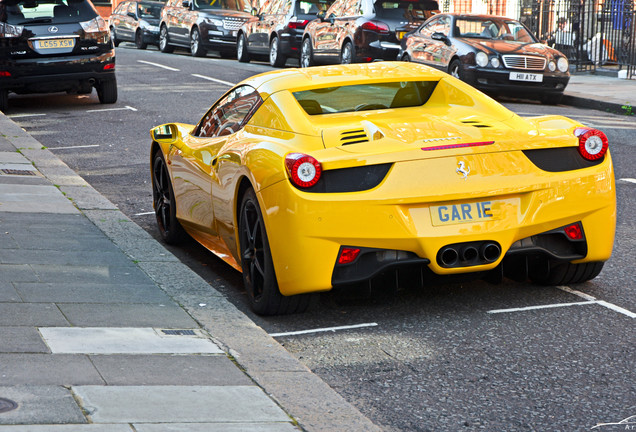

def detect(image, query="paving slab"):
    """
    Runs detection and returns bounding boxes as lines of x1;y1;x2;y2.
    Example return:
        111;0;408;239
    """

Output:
0;282;20;302
15;283;171;304
39;328;223;354
0;265;38;283
0;386;86;425
89;354;254;386
0;304;68;327
0;354;104;385
133;423;301;432
0;152;32;164
0;250;133;267
29;263;152;285
0;184;78;214
0;328;49;354
72;386;292;424
57;304;198;328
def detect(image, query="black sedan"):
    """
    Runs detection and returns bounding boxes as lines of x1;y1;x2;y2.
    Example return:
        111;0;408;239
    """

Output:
398;13;570;104
109;0;164;49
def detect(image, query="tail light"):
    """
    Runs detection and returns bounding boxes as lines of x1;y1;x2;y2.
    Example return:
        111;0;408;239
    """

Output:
361;20;390;34
338;247;361;264
288;18;309;29
0;22;24;38
0;71;11;77
103;63;115;70
285;153;322;188
574;127;608;161
564;222;584;240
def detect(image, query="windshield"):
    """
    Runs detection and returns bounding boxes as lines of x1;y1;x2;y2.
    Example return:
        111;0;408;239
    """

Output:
193;0;245;11
1;0;97;24
293;81;438;115
455;18;536;42
375;0;439;21
137;3;162;18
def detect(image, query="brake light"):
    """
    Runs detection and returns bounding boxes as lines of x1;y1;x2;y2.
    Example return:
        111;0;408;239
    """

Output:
361;20;390;34
285;153;322;188
0;71;11;77
338;247;361;264
564;222;583;240
574;127;608;161
288;19;309;29
0;22;24;38
103;63;115;70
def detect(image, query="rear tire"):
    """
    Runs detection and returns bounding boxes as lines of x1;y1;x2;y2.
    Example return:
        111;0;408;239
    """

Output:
531;261;604;285
159;25;174;53
238;188;311;315
237;34;250;63
269;35;287;67
152;151;186;244
97;78;117;104
110;27;120;47
0;89;8;112
135;30;147;49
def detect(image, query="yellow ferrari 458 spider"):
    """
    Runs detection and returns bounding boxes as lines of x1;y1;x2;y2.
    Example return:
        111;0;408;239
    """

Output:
150;62;615;315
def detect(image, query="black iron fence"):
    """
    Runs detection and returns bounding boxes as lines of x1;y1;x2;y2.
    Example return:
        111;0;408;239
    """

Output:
442;0;636;78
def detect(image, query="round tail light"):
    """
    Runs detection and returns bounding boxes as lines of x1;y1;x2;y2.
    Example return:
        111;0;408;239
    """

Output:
574;128;608;161
285;153;322;188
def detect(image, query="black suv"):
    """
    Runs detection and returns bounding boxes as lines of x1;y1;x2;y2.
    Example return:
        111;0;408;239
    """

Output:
159;0;252;57
237;0;333;67
0;0;117;111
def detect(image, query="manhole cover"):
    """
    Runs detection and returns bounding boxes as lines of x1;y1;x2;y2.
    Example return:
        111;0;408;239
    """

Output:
0;398;18;414
1;169;36;176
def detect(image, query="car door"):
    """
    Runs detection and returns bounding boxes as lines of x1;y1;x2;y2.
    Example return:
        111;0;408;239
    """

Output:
311;0;344;58
421;14;451;69
250;0;282;52
123;1;138;40
111;2;128;39
331;0;359;59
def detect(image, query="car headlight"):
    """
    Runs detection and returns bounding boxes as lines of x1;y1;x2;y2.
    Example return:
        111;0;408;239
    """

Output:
491;57;500;68
204;18;224;27
476;52;489;67
557;57;569;72
0;21;24;38
548;60;556;72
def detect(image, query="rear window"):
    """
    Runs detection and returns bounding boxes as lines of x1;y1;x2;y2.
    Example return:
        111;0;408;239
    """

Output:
293;81;438;115
375;0;438;20
1;0;98;24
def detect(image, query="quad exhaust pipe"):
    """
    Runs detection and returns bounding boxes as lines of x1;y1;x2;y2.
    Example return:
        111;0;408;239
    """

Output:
437;241;501;268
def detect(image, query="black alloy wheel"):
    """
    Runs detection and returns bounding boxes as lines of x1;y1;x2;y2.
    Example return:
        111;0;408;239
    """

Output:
159;25;174;53
191;27;207;57
152;151;185;244
300;37;314;68
269;35;286;67
237;34;250;63
238;188;311;315
135;29;147;49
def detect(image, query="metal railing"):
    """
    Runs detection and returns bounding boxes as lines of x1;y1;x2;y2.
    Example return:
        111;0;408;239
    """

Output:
441;0;636;78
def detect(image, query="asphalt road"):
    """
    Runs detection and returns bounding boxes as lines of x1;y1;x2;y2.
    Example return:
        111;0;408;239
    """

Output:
5;45;636;431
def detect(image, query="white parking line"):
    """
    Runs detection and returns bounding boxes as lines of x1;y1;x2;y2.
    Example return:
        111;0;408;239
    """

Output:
134;211;155;216
488;301;598;314
49;144;100;150
138;60;180;71
86;106;137;113
557;285;636;318
619;178;636;184
191;74;235;87
269;323;378;338
7;113;47;118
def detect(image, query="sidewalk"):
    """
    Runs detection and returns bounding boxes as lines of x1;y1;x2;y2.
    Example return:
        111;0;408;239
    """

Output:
0;71;634;431
0;115;381;431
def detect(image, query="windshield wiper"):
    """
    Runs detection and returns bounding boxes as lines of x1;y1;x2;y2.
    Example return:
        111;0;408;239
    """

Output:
18;18;53;24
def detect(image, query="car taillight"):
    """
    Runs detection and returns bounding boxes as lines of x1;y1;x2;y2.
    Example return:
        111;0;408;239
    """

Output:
564;222;584;240
0;71;11;77
288;19;309;29
103;63;115;70
361;20;390;34
574;127;608;160
0;22;24;38
338;247;361;264
285;153;322;188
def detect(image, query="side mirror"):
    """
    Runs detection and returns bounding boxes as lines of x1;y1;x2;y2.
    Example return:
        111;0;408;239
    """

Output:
328;13;335;25
317;10;325;20
432;31;450;45
181;0;191;9
127;12;137;19
151;124;177;142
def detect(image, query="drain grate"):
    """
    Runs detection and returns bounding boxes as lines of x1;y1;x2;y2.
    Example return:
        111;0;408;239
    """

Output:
0;398;18;414
161;329;196;336
1;169;36;176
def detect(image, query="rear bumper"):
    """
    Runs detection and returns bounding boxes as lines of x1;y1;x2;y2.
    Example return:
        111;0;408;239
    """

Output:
260;150;615;295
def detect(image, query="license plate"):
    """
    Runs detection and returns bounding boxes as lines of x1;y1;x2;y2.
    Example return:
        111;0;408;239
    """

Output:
509;72;543;82
397;31;406;39
36;39;75;49
430;199;518;226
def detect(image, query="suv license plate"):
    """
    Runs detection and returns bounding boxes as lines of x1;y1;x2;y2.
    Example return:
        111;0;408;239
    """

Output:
509;72;543;82
37;39;75;49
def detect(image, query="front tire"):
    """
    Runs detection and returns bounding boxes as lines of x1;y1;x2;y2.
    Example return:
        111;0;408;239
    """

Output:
159;25;174;53
97;78;117;104
238;188;311;315
300;37;314;68
135;30;147;49
401;53;411;62
531;261;605;286
152;151;185;244
340;41;356;64
449;59;462;79
269;35;287;67
190;27;207;57
237;34;250;63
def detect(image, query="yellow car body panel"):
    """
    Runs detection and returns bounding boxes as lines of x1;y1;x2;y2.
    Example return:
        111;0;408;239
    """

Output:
150;62;616;299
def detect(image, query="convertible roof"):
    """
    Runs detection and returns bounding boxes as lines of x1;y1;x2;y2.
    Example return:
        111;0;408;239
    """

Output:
242;62;448;98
